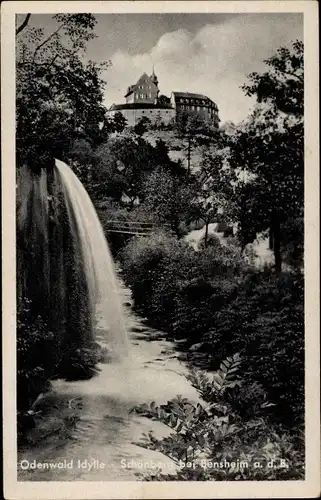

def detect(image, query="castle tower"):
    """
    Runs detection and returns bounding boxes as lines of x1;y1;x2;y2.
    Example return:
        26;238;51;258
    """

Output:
150;67;158;88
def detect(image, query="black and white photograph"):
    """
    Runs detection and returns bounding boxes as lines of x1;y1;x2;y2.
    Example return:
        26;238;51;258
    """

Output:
2;1;320;498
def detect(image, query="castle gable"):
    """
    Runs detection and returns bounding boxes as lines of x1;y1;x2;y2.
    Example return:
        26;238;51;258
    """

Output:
125;71;159;104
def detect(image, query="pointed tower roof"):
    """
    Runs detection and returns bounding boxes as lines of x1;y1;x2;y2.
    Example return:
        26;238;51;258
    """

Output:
150;66;158;87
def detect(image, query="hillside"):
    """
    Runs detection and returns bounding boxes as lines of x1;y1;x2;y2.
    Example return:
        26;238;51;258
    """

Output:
142;129;204;173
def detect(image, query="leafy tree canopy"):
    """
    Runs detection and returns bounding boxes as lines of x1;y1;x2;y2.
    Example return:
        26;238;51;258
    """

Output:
16;14;109;170
242;40;303;117
230;40;304;270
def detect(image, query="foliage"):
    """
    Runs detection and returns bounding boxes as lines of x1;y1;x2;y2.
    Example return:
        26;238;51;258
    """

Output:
54;342;107;381
120;231;304;426
134;116;152;136
92;135;156;204
191;130;236;245
120;232;191;320
17;294;106;440
131;354;304;481
142;168;198;234
91;133;185;207
112;111;128;133
229;41;304;271
157;94;171;105
197;233;222;250
174;112;217;173
17;300;54;400
202;270;304;425
17;298;55;440
16;14;109;169
280;216;304;268
242;40;303;117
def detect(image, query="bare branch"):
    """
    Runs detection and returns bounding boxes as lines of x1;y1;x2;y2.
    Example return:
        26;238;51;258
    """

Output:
16;14;31;35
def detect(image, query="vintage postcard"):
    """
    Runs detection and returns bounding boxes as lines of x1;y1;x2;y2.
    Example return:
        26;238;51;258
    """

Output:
2;1;320;498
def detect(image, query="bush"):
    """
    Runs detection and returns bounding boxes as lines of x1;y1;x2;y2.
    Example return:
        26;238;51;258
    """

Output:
202;270;304;426
131;354;304;481
120;232;193;324
17;298;55;441
198;233;222;250
134;117;151;136
280;217;304;269
120;232;304;427
54;342;107;381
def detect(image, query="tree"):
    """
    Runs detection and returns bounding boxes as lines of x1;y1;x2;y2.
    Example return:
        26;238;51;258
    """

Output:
158;94;171;105
176;112;215;174
112;111;127;133
16;14;109;170
151;111;165;131
134;116;151;136
93;135;156;206
142;167;197;234
16;14;31;35
242;40;303;117
230;41;304;272
153;139;170;165
194;132;235;246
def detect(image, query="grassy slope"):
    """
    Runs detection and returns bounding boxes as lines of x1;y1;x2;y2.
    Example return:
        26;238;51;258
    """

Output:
143;129;203;173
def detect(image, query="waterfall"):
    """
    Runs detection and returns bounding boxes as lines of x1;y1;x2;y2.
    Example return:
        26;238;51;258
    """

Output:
17;159;129;386
55;159;129;359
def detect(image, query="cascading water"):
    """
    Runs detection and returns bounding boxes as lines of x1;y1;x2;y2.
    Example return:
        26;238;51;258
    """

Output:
54;159;129;359
17;158;128;390
17;159;201;480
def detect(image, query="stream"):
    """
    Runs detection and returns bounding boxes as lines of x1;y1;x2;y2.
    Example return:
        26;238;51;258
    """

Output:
17;279;200;481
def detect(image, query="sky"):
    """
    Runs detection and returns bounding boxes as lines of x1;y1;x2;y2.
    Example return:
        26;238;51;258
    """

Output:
23;13;303;124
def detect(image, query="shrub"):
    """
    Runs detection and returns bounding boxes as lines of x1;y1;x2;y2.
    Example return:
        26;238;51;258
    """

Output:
201;270;304;426
131;354;304;481
54;342;107;381
134;117;152;136
120;232;194;322
17;298;55;441
280;217;304;269
198;233;222;250
120;232;304;427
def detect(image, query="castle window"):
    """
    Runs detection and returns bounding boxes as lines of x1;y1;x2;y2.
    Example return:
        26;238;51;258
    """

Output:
197;106;200;111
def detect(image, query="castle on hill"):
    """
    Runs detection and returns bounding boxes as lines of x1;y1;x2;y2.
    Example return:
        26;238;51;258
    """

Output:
106;69;220;128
